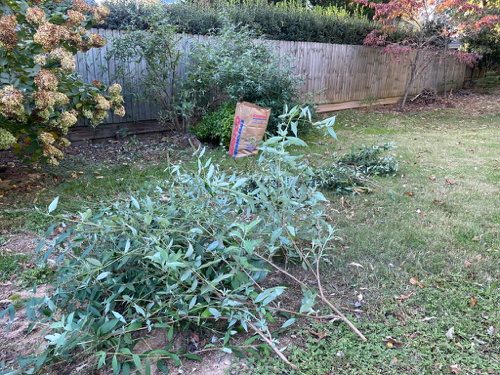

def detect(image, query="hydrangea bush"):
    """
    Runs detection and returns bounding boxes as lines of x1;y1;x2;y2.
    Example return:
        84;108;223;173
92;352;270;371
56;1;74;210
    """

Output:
0;0;125;164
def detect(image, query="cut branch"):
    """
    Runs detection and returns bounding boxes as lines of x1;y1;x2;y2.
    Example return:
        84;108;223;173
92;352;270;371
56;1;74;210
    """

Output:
254;253;367;341
246;320;298;370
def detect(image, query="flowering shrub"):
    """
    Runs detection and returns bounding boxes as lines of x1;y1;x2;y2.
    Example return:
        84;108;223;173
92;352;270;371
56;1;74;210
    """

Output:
0;0;125;164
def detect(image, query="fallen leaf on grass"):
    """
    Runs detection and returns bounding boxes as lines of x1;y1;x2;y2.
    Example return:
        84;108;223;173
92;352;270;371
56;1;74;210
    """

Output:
470;295;478;307
308;331;330;341
433;200;444;205
396;292;414;301
409;276;425;288
472;336;486;345
384;337;403;349
405;192;414;196
445;327;455;340
450;364;461;374
418;316;436;322
349;262;364;269
429;175;436;181
415;209;426;217
96;176;104;179
446;179;457;185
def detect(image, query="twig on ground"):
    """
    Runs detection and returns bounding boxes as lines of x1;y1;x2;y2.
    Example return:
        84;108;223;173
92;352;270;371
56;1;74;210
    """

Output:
254;253;367;341
246;320;298;370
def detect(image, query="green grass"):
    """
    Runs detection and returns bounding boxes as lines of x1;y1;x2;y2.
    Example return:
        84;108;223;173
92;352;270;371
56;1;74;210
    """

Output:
234;102;500;374
0;253;30;282
1;96;500;373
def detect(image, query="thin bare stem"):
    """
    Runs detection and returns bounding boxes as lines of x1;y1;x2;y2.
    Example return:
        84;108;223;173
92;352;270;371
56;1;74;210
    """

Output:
254;253;367;341
315;252;367;341
246;320;298;370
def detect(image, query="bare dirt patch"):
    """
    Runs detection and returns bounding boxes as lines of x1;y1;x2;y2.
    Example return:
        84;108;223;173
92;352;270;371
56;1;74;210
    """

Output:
0;283;51;367
0;232;38;256
366;89;500;115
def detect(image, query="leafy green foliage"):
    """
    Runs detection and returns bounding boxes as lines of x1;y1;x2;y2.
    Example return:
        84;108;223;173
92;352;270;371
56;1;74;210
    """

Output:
20;265;56;286
312;143;398;194
109;11;302;134
0;253;29;282
186;19;304;135
10;105;342;373
0;0;124;163
99;0;399;46
189;102;235;147
457;0;500;69
109;12;190;131
339;143;398;176
476;71;500;93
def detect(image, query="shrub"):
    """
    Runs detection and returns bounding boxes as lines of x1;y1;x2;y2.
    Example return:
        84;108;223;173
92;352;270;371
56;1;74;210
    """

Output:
189;102;235;147
2;106;369;373
186;19;304;135
99;0;405;46
0;0;125;163
476;71;500;93
90;0;154;30
108;9;191;131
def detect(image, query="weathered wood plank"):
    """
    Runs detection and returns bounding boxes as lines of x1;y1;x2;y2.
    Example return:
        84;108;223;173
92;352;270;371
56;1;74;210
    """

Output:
316;96;403;113
67;121;166;143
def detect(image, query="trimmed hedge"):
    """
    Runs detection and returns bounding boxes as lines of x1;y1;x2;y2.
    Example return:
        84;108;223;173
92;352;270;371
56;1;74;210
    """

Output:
98;0;404;46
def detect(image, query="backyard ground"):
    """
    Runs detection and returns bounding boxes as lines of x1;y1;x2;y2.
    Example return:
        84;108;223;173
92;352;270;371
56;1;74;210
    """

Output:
0;90;499;374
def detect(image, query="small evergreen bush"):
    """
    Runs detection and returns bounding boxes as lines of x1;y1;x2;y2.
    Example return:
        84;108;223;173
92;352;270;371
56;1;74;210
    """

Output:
189;102;235;147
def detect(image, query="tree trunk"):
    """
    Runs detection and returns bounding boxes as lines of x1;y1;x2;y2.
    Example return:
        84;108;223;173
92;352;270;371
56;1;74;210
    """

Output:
443;34;449;97
400;49;420;112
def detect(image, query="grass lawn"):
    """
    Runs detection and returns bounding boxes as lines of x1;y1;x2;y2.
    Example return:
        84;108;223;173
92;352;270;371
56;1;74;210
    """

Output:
0;93;499;374
238;102;500;374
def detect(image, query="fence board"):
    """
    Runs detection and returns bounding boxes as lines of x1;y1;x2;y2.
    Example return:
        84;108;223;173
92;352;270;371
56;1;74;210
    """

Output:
73;29;467;126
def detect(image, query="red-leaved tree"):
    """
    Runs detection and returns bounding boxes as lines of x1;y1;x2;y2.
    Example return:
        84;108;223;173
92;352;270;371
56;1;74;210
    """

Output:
357;0;498;111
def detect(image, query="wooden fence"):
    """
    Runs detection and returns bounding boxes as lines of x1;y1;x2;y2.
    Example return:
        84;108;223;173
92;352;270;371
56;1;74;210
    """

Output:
74;28;467;126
